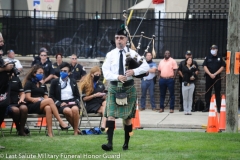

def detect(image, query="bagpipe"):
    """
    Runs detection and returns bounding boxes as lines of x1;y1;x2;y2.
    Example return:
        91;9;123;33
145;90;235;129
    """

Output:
122;10;156;78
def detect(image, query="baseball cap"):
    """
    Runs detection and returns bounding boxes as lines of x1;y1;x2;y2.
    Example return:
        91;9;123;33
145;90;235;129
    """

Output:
210;45;218;49
186;50;192;55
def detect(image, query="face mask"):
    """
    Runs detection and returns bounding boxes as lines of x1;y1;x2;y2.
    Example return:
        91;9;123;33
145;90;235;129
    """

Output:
60;71;68;80
35;74;43;81
210;50;217;55
93;75;100;82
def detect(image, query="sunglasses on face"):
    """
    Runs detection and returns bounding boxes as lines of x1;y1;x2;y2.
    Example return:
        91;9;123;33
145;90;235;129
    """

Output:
115;36;125;40
61;70;68;73
40;55;47;57
71;58;77;60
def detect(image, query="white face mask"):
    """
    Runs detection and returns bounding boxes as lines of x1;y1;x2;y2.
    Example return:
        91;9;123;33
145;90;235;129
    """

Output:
210;50;217;55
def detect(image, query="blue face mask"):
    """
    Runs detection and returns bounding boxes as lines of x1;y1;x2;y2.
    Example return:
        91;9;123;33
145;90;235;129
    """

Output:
35;74;43;81
60;71;68;80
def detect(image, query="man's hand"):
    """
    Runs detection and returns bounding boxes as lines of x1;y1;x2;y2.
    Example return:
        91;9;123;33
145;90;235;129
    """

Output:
118;75;127;83
125;69;134;77
209;73;216;79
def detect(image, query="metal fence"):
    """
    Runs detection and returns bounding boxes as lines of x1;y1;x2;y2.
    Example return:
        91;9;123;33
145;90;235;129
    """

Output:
0;10;228;59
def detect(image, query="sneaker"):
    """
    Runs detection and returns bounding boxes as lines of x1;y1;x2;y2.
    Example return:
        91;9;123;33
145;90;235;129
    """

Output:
139;108;145;111
170;109;174;113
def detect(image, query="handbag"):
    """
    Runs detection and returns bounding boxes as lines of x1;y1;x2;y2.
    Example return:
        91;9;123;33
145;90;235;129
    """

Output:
115;92;128;106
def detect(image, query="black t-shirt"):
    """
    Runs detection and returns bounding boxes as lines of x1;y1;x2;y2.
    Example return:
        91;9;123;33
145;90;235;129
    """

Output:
182;65;197;83
70;63;86;81
178;59;199;81
83;82;105;107
24;80;48;99
10;76;24;104
202;54;225;74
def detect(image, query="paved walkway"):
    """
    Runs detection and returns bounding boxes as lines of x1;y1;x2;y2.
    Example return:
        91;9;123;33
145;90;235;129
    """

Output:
115;109;240;129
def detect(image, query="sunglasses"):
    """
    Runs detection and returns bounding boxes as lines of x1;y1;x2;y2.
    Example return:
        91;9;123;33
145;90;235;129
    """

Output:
115;36;125;40
60;70;68;73
71;58;77;60
40;55;47;57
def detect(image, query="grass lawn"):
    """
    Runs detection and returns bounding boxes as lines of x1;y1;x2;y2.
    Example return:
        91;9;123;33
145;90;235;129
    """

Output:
0;129;239;160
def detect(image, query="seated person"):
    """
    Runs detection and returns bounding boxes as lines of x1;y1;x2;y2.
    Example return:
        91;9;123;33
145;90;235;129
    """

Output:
23;65;69;137
52;53;64;79
49;62;81;135
6;75;28;136
79;66;106;130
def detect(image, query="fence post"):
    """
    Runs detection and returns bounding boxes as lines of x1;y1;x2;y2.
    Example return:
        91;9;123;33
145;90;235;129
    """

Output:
33;9;36;57
93;11;99;58
157;11;161;58
209;10;212;45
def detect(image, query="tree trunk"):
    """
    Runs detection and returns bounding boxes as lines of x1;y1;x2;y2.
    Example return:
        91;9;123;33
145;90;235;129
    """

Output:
226;0;239;133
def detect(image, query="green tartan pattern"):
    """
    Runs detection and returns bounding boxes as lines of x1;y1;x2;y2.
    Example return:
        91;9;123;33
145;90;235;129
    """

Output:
104;83;137;119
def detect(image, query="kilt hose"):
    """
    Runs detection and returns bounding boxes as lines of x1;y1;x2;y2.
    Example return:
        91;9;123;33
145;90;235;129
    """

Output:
104;84;137;119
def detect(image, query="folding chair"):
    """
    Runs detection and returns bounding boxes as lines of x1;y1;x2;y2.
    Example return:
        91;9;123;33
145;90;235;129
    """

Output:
79;93;103;129
27;114;59;136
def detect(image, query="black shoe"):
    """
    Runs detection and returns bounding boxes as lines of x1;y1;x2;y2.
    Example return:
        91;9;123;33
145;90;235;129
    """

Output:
202;108;209;112
24;127;30;135
179;105;183;112
122;144;128;150
101;144;113;151
59;125;71;130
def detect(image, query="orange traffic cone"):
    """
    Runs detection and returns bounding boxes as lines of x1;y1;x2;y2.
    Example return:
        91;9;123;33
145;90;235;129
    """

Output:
206;94;219;133
12;122;16;128
213;96;219;130
35;117;47;127
219;94;226;131
1;122;6;128
132;99;142;129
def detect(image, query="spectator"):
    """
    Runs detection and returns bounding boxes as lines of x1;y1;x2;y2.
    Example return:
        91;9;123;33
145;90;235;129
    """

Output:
181;57;197;115
52;53;64;78
69;54;86;82
202;45;225;113
140;52;157;111
158;50;178;113
31;47;55;84
4;50;23;72
178;50;199;112
49;62;81;135
5;75;28;135
79;66;107;131
23;65;70;137
0;32;14;149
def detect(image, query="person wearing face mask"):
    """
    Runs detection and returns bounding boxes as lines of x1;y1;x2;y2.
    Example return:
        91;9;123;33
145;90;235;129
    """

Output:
202;45;225;113
78;66;107;131
23;65;70;137
158;50;178;113
140;52;157;111
49;62;81;135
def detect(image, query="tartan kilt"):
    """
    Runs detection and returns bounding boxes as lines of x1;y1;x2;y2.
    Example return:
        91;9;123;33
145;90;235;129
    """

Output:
104;83;137;119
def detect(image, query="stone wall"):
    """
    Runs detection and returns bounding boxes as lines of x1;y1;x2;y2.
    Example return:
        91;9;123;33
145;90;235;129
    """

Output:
16;57;226;110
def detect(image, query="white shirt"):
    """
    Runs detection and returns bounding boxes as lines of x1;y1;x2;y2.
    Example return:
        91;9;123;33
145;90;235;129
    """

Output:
102;47;150;81
60;78;74;100
4;57;23;69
